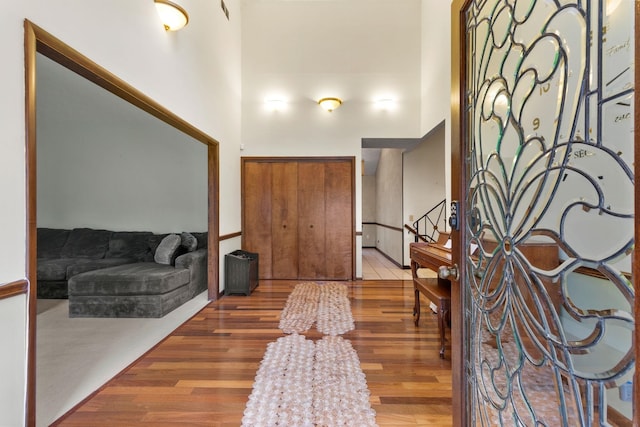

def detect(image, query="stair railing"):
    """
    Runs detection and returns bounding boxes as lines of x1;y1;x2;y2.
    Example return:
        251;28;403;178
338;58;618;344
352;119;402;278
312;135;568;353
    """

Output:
404;223;430;243
411;199;447;243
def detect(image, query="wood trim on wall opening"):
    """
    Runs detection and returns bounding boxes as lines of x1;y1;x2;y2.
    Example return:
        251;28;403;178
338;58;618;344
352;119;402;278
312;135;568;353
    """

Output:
220;231;242;241
24;19;221;426
0;280;29;301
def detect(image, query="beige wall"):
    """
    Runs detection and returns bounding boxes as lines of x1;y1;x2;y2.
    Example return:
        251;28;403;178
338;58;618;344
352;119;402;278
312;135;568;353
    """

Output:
0;0;455;424
375;149;404;264
362;175;377;247
421;0;453;213
36;55;208;233
241;0;423;277
370;125;446;267
403;122;447;265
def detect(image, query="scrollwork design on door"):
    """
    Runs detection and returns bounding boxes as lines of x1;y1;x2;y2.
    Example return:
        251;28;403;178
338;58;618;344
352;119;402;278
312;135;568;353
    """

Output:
464;0;634;425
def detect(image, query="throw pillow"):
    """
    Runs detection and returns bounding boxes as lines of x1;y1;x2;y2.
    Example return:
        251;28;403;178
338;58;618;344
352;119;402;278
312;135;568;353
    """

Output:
154;234;181;265
181;232;198;252
191;232;208;249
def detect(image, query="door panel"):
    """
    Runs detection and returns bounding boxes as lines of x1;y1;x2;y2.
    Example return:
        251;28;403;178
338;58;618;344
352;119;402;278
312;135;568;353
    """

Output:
324;161;353;279
272;162;299;279
298;162;326;279
243;161;273;279
453;0;636;425
242;158;354;281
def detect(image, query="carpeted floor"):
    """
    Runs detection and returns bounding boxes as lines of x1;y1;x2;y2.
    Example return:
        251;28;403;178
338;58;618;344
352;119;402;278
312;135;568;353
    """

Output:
36;292;209;427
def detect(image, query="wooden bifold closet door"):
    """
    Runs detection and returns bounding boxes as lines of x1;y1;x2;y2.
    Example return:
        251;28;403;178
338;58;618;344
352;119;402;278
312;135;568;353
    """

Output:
242;157;354;280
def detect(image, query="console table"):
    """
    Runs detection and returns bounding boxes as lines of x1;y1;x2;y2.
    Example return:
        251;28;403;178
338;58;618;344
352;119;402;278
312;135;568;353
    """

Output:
409;239;452;359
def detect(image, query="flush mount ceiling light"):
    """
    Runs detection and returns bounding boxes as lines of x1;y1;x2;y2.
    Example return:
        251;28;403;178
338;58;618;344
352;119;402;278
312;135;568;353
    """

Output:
318;97;342;112
155;0;189;31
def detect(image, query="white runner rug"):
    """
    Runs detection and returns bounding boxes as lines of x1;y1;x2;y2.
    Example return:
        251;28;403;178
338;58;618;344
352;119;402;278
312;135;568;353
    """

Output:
279;282;354;335
243;282;377;426
242;334;377;426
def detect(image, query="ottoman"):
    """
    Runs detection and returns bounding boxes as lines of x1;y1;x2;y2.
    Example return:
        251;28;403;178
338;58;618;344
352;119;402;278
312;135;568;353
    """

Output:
68;262;191;318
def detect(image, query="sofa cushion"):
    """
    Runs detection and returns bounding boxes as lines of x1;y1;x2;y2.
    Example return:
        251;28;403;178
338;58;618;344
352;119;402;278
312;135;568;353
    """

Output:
68;263;190;296
61;228;112;259
38;258;92;281
106;232;154;261
154;234;181;265
66;257;137;278
37;228;71;259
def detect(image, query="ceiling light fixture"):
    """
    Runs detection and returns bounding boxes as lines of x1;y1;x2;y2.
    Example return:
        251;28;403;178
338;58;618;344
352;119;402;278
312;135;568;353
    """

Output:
155;0;189;31
318;97;342;112
375;98;396;110
265;98;287;111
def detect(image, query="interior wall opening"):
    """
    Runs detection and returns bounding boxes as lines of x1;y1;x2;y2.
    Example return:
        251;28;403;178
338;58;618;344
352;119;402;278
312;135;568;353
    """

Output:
25;21;220;425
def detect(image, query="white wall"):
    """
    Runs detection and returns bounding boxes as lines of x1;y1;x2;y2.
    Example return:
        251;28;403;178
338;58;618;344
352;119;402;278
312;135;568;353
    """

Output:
1;0;242;425
421;0;452;211
403;122;447;265
241;0;423;277
36;55;208;233
1;2;30;422
0;296;27;427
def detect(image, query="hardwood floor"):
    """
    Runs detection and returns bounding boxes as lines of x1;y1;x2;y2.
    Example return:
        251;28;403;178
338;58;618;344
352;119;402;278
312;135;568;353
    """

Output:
53;280;452;426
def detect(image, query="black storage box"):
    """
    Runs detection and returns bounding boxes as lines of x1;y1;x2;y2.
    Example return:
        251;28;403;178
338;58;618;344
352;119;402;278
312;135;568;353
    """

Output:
224;250;259;296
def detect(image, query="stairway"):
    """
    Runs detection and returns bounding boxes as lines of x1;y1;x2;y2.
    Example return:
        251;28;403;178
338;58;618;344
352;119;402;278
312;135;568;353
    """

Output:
405;199;447;243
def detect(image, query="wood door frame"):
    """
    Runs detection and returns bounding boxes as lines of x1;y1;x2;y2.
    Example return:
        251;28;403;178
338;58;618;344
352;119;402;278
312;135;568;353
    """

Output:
241;156;356;280
450;2;467;425
450;1;639;425
635;1;640;419
24;20;220;425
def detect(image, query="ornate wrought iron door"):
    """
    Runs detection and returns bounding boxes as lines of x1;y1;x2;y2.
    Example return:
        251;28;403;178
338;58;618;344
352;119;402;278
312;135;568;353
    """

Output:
458;0;636;424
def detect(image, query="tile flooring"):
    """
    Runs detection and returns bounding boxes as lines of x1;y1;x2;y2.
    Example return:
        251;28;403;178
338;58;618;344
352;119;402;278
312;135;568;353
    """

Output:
361;247;412;280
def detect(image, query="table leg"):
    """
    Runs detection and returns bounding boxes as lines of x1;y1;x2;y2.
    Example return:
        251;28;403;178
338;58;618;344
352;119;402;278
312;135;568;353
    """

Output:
413;287;420;326
438;305;446;358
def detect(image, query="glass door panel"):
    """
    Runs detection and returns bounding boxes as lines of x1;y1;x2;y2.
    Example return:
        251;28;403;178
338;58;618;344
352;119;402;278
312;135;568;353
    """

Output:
460;0;635;424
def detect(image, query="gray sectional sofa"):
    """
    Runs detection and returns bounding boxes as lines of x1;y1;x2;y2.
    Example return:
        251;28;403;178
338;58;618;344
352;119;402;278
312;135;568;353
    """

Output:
37;227;208;318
